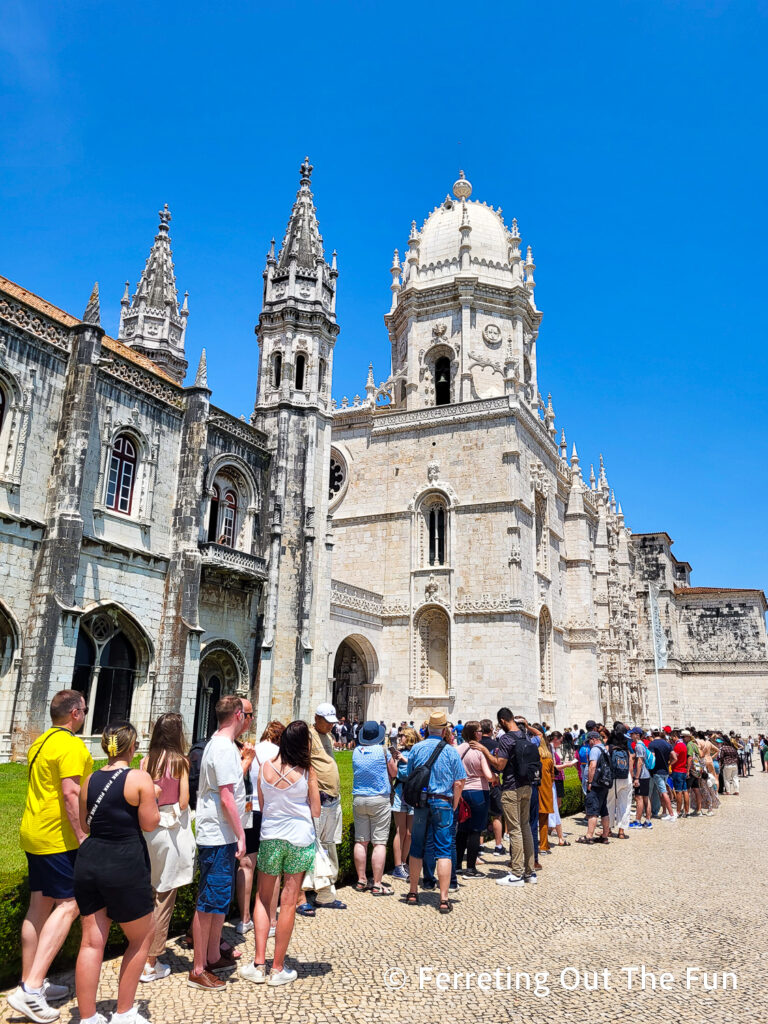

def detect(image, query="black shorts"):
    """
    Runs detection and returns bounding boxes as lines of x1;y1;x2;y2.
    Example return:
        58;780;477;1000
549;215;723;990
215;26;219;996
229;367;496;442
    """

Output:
555;779;565;800
244;811;263;855
585;785;609;819
74;836;153;922
688;775;700;789
488;785;502;818
636;778;650;797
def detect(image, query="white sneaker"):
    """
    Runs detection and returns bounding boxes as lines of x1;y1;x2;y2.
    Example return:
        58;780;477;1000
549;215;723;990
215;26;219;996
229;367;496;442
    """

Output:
110;1010;149;1024
268;925;276;938
268;967;298;987
660;813;673;821
235;919;254;935
80;1015;109;1024
238;961;267;984
496;873;524;887
41;981;69;1003
7;986;60;1023
139;961;171;983
524;873;538;884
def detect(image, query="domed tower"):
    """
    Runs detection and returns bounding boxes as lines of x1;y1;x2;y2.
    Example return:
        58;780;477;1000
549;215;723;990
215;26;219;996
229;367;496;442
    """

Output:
384;172;541;410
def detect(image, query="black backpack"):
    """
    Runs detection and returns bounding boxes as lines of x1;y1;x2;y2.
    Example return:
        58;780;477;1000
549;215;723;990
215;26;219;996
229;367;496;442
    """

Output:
513;732;542;787
610;747;630;780
402;740;447;808
592;748;614;788
187;737;209;810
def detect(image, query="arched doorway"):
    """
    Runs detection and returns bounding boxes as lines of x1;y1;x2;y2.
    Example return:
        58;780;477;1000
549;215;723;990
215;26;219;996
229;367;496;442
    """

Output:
332;640;367;722
72;608;149;735
194;641;246;742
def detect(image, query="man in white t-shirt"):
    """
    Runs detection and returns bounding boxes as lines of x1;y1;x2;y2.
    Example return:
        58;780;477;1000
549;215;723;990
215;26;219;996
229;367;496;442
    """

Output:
189;695;249;992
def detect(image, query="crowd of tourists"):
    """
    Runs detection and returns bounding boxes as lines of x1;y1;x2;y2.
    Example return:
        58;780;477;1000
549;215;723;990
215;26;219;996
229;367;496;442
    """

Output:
8;688;762;1024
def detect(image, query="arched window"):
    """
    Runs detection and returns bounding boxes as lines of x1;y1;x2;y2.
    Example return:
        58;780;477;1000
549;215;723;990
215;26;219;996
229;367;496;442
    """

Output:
207;485;220;542
434;357;451;406
399;380;407;404
428;506;446;566
295;353;306;391
421;497;448;567
0;386;5;433
272;352;282;388
318;359;326;394
105;434;137;515
219;490;237;546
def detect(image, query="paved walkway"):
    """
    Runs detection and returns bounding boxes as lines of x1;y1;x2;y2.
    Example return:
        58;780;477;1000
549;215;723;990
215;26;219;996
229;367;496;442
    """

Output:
5;775;767;1023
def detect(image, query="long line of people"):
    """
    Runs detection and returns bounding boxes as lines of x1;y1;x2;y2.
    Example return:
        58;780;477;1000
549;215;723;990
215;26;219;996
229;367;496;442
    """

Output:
8;690;758;1024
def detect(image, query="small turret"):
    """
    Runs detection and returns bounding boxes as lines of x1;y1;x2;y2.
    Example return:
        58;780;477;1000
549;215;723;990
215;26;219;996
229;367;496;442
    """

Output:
82;282;101;326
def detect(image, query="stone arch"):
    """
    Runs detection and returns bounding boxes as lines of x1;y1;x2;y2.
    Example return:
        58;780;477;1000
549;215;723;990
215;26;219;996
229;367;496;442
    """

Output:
413;605;450;697
193;638;250;741
205;453;260;510
204;454;260;551
74;602;154;737
0;599;22;735
331;634;379;723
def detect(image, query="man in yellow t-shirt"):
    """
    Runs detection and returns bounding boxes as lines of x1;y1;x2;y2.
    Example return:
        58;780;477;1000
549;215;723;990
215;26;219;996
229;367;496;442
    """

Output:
8;689;92;1024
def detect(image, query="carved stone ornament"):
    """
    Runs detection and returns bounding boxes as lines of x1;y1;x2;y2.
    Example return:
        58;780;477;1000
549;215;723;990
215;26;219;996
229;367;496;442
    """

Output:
530;459;549;497
482;323;502;345
424;574;439;601
432;323;447;339
427;460;440;483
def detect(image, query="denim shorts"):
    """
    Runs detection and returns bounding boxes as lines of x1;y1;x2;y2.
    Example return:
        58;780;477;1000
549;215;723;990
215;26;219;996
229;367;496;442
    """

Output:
410;798;454;860
584;785;609;818
197;843;236;914
671;773;688;792
649;772;668;796
392;784;413;815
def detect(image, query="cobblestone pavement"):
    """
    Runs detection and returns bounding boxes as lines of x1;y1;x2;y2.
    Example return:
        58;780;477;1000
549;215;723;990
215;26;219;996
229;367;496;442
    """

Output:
5;775;766;1024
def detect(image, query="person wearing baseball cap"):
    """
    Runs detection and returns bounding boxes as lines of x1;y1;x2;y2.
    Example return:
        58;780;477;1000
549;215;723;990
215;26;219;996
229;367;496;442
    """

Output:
296;704;346;916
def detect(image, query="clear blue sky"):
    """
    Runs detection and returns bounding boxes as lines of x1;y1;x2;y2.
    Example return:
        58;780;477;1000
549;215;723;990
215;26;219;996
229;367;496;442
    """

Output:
2;0;766;592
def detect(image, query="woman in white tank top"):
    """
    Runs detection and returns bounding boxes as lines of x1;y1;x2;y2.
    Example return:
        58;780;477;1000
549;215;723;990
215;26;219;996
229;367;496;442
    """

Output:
238;720;320;989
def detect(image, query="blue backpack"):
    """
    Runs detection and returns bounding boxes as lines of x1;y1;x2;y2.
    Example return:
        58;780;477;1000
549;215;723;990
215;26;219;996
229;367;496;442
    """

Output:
610;747;630;780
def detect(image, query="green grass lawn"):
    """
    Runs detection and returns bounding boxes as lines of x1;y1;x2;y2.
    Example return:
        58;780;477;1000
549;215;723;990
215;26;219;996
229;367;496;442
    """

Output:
0;750;578;883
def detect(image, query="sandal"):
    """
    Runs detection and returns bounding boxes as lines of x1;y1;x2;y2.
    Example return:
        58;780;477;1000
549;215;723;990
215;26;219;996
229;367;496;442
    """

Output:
595;836;611;844
406;891;419;905
438;899;452;914
558;840;571;847
315;899;347;910
354;881;370;892
576;836;595;845
371;883;394;896
296;902;316;917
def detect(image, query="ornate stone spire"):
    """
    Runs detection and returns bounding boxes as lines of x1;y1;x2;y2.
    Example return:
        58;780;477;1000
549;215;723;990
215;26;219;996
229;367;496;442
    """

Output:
118;204;188;383
82;282;101;326
276;157;324;271
194;348;208;388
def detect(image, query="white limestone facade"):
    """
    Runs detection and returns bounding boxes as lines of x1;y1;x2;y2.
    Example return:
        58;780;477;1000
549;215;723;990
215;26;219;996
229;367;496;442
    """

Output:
1;163;766;760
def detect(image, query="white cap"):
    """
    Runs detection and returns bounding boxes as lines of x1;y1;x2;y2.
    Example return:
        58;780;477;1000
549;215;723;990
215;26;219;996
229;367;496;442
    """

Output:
315;702;338;724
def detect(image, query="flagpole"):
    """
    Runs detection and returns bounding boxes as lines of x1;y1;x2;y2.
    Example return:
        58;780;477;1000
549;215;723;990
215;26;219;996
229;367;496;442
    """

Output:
649;582;664;730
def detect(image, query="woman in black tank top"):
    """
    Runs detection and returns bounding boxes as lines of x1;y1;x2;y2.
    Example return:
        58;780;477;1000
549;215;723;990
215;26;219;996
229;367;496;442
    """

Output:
73;722;159;1024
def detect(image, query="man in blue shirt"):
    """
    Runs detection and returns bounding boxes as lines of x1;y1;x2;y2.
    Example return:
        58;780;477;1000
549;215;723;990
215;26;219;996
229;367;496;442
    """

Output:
406;711;466;913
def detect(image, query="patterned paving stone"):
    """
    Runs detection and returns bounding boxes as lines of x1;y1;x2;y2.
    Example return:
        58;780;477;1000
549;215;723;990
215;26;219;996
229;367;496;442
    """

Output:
4;777;766;1023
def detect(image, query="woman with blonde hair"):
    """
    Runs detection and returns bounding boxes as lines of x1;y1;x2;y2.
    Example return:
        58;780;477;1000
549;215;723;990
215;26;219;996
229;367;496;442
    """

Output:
139;713;195;983
74;722;159;1024
391;727;419;879
236;720;284;935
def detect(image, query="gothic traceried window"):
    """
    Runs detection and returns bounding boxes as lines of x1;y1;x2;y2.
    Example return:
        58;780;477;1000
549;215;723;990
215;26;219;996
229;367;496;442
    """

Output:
272;352;282;388
105;434;137;515
318;358;327;394
207;485;220;542
421;496;448;567
207;472;245;548
328;449;347;505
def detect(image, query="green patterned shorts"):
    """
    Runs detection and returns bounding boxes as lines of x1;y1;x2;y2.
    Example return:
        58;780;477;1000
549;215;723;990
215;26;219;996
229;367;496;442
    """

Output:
256;838;315;876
